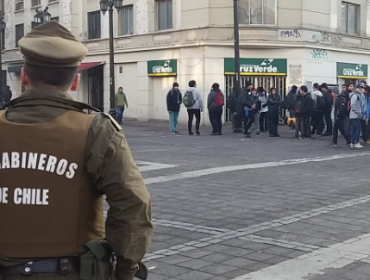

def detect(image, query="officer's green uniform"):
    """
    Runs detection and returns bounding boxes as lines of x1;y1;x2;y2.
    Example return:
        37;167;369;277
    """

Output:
0;22;152;280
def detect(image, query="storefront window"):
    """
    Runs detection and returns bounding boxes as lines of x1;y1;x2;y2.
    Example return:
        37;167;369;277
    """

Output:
238;0;276;25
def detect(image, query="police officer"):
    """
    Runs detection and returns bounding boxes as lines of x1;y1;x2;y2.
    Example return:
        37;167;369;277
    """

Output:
0;22;152;280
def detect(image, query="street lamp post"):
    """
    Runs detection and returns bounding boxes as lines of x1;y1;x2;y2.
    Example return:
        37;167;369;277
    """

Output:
34;7;51;25
0;16;6;105
100;0;123;120
233;0;243;133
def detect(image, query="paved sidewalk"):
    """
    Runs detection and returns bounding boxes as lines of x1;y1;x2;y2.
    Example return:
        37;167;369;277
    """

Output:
114;120;370;280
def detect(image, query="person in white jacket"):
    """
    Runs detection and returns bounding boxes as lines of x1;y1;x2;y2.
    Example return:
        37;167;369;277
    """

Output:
185;80;204;135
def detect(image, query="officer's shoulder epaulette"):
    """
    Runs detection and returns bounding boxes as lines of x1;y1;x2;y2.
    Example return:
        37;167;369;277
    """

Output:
101;112;122;131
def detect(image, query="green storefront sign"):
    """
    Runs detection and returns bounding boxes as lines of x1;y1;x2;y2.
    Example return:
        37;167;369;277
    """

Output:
224;58;287;76
337;62;368;79
148;59;177;77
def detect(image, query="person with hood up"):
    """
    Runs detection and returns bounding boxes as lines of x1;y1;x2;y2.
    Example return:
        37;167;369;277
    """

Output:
258;87;269;133
349;84;366;149
286;85;298;118
115;86;129;124
207;83;224;135
300;85;315;139
241;81;255;138
320;83;333;136
166;82;182;134
184;80;203;135
267;87;281;137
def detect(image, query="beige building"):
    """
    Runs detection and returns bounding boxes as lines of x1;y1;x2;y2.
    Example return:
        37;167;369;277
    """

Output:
2;0;370;124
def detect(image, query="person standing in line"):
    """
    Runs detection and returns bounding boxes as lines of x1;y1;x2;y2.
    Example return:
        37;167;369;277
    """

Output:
311;83;324;136
300;85;314;140
258;87;269;133
250;87;261;135
349;84;366;149
267;87;281;137
360;86;369;143
366;86;370;144
166;82;182;134
320;83;333;136
241;81;255;138
286;85;298;118
207;83;224;135
115;86;128;124
341;84;347;94
294;91;302;139
184;80;203;135
331;87;351;147
2;85;12;104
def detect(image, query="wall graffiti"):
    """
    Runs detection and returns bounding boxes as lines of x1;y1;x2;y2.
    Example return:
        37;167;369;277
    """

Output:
311;49;328;60
280;30;301;38
312;32;330;43
332;35;343;43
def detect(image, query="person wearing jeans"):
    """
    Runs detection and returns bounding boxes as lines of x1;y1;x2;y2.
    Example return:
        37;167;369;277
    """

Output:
115;87;129;124
349;85;366;149
258;87;269;133
185;80;203;135
166;82;182;134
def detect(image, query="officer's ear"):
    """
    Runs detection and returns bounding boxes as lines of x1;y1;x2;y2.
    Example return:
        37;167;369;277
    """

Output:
70;74;80;92
21;68;29;87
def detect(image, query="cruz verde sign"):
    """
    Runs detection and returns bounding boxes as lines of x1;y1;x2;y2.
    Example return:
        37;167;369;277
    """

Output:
224;58;287;76
337;62;368;79
148;59;177;77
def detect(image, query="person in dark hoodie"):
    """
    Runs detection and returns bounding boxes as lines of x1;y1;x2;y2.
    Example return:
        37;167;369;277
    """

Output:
300;85;314;139
166;82;183;134
294;91;303;139
286;85;298;118
208;83;224;135
241;81;255;138
331;87;351;147
320;83;333;136
267;87;281;137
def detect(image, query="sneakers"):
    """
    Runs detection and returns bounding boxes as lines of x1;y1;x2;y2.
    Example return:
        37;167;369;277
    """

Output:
322;132;332;137
353;143;364;149
196;131;200;135
244;133;252;138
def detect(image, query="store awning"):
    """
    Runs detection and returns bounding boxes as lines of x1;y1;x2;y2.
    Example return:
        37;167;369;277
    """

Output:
78;62;103;72
8;65;23;74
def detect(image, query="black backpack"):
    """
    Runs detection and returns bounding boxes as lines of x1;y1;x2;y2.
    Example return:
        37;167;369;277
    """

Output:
316;95;326;111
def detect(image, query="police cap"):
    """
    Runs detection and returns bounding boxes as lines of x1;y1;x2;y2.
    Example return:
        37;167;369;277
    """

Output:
19;21;88;68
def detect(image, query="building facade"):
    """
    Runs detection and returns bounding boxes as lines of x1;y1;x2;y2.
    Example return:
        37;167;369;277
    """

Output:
2;0;370;124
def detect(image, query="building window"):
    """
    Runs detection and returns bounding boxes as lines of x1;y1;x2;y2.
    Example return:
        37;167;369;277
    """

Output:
88;11;101;39
156;0;172;30
31;0;41;7
15;24;24;47
15;0;24;11
342;2;359;35
238;0;276;25
119;5;134;35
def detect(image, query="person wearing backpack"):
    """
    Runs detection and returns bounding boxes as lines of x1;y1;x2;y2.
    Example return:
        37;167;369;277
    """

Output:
207;83;224;135
311;83;324;136
300;85;314;139
183;80;204;135
286;85;298;118
331;89;351;147
349;84;366;149
166;82;183;134
267;87;281;137
241;81;255;138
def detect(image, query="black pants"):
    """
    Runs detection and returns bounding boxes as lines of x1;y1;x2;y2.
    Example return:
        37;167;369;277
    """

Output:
244;112;255;134
187;109;201;133
268;112;279;135
361;120;369;142
332;118;350;145
295;116;302;137
288;109;295;118
302;116;311;138
312;111;324;135
209;108;223;134
323;111;332;135
259;112;268;132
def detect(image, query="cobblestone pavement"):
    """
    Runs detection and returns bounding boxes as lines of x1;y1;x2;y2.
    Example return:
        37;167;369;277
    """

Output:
108;120;370;280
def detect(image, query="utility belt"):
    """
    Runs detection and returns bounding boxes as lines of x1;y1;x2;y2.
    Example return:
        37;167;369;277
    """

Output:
0;240;147;280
